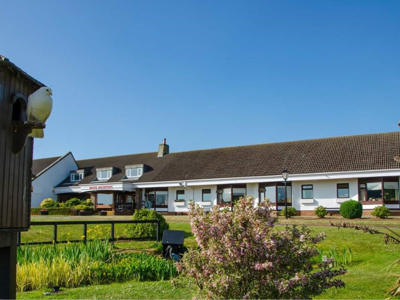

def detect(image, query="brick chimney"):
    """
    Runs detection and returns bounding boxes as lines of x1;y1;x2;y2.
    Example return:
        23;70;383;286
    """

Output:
157;138;169;157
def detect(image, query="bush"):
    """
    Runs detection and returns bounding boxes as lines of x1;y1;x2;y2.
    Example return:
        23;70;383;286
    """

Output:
314;206;328;218
177;196;346;299
31;208;71;215
371;206;391;219
280;206;298;218
85;199;94;207
74;204;93;211
340;200;363;219
40;198;59;208
64;198;83;208
125;209;169;239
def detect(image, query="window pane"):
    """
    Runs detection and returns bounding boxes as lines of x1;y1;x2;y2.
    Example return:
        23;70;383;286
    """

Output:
202;189;211;201
359;187;366;201
156;191;168;206
177;190;185;200
97;193;113;205
222;188;231;203
265;186;276;203
337;183;349;198
232;188;246;202
277;186;292;203
384;182;399;201
302;185;313;199
366;182;382;201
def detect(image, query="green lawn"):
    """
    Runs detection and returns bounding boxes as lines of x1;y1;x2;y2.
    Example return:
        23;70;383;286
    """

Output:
18;215;400;299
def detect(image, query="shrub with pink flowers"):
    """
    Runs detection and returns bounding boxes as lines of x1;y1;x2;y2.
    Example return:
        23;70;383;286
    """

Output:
176;196;346;299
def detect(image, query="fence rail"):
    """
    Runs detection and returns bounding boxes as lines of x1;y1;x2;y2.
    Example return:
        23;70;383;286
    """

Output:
17;220;161;246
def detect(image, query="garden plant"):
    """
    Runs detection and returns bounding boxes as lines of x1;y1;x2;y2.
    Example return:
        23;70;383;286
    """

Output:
314;206;328;218
177;197;346;299
125;209;169;239
371;205;391;219
279;206;298;218
17;240;176;292
340;200;363;219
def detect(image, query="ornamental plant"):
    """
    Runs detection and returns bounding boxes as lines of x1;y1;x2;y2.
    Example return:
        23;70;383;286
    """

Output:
64;198;83;207
124;209;169;239
371;206;391;219
340;200;363;219
314;206;328;218
40;198;59;208
279;206;298;218
177;197;346;299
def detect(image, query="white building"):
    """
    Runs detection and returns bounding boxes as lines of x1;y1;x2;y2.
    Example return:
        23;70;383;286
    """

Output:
31;152;78;208
32;132;400;215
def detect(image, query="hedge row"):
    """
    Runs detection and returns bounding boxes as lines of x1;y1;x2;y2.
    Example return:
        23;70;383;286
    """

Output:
31;208;95;215
31;208;72;215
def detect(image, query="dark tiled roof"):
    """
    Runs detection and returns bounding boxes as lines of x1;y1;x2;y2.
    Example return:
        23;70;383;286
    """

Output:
32;156;62;177
55;132;400;186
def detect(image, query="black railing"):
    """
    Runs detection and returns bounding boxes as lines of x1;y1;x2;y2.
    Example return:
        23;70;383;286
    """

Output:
17;220;160;246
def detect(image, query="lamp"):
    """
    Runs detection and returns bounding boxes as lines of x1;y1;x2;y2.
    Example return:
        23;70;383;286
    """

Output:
281;170;289;219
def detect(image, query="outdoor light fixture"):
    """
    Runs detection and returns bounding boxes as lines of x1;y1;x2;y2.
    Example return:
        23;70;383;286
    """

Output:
281;170;289;219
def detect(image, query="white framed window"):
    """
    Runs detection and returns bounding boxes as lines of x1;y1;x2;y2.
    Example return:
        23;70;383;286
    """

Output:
126;167;143;178
70;172;84;182
97;170;112;180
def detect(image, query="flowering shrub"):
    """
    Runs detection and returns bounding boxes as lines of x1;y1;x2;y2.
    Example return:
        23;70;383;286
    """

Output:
177;197;346;299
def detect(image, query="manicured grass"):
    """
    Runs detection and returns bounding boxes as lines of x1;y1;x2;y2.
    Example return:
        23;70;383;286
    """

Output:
19;215;400;299
17;280;192;299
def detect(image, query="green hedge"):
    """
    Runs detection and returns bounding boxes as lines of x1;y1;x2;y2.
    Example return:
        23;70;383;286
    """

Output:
31;208;72;215
340;200;363;219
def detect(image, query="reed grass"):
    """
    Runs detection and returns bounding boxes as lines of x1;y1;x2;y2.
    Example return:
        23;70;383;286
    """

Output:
17;240;176;292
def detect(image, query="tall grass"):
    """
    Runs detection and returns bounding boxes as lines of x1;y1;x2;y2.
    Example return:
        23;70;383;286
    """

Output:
17;241;176;292
318;246;353;267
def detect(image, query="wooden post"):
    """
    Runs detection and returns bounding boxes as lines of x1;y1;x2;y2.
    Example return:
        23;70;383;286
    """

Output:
0;232;17;299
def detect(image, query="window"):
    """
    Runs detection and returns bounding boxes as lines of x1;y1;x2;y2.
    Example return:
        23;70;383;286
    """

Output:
359;177;399;203
97;170;112;180
259;182;292;207
202;189;211;202
147;188;168;207
176;190;185;201
70;172;84;182
302;185;313;199
126;167;143;178
277;186;292;204
360;182;382;202
97;193;113;205
384;182;399;202
337;183;349;198
217;185;246;205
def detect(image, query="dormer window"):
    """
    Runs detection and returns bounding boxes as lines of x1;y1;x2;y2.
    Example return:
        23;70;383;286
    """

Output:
125;164;144;179
70;170;84;182
96;168;113;181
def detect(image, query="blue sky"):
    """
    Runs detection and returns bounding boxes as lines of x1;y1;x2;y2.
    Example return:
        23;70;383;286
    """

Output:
1;0;399;159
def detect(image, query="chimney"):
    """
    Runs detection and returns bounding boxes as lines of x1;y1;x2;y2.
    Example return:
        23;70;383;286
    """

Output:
157;138;169;157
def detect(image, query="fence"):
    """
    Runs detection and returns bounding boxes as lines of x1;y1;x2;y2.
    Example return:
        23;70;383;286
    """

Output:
17;220;161;246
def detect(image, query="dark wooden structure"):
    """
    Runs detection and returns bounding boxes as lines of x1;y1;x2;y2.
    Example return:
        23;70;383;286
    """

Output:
0;55;44;299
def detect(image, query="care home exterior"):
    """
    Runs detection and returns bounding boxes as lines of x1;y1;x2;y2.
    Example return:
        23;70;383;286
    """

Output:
32;132;400;215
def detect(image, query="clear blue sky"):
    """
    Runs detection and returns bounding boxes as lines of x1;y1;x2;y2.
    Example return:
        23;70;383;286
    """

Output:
1;0;399;159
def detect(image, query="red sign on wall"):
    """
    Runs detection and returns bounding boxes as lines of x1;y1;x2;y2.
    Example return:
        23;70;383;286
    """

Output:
89;185;113;190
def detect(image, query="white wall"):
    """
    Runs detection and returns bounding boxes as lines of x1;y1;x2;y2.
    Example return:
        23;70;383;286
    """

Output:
246;183;259;205
168;185;217;213
31;153;78;207
292;179;358;211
